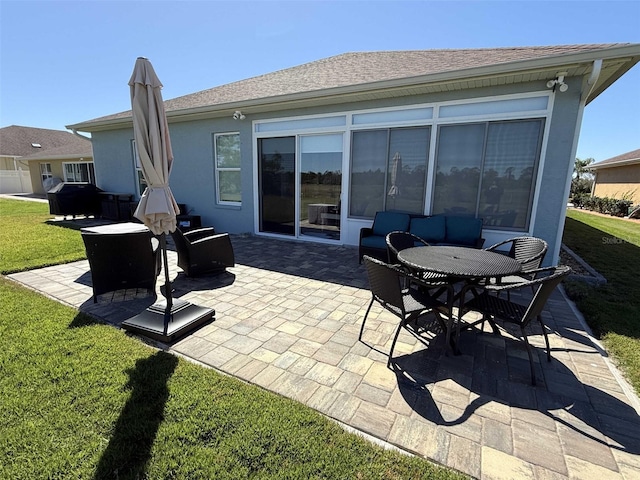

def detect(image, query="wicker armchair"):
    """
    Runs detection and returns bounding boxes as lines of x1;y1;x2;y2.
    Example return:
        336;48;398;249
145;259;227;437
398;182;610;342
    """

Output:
460;265;571;385
82;229;160;303
484;236;548;297
171;227;235;277
360;255;450;367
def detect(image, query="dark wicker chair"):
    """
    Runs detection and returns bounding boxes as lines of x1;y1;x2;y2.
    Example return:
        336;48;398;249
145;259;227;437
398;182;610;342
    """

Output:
483;236;549;299
460;265;571;385
171;227;235;277
385;231;429;264
82;230;160;303
360;255;449;367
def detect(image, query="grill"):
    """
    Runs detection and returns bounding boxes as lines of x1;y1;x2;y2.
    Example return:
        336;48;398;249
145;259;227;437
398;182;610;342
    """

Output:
47;182;103;217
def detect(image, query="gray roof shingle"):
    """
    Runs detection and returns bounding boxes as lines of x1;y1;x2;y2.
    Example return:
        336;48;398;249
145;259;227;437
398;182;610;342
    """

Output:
71;44;639;128
0;125;92;158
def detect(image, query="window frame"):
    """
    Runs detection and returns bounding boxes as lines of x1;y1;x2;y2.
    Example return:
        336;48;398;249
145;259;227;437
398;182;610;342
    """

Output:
213;132;242;206
62;161;96;184
40;163;52;183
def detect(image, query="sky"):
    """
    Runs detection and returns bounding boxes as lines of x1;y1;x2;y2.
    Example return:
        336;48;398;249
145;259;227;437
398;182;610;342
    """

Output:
1;1;639;163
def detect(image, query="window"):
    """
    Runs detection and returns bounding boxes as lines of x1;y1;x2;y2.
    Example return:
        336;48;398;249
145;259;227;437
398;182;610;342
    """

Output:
214;132;241;204
40;163;52;183
63;162;95;183
432;119;544;230
349;127;430;217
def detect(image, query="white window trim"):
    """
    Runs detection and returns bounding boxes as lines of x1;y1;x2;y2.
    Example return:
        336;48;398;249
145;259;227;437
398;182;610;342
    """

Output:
252;90;555;242
214;132;241;206
62;161;95;183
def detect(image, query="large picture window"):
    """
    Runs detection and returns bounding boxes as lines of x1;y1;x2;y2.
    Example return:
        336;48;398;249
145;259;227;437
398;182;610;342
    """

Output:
214;132;241;205
349;127;430;217
432;119;543;230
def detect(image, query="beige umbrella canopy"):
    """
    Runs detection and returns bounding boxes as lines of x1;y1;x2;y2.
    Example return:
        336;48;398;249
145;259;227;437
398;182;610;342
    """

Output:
129;57;179;235
388;152;402;198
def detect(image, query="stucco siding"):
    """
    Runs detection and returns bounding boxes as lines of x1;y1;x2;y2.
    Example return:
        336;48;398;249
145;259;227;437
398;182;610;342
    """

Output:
593;165;640;204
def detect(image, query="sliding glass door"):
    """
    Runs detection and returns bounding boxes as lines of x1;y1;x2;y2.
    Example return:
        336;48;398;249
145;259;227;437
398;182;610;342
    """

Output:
258;133;343;240
258;137;296;235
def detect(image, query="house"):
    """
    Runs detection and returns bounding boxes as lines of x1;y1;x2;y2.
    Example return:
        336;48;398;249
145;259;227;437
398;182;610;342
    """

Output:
589;148;640;205
67;43;640;264
0;125;94;195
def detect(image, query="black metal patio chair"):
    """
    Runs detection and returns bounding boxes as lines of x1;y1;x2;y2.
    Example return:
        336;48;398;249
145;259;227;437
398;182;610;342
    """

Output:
171;227;235;277
360;255;451;367
460;265;571;385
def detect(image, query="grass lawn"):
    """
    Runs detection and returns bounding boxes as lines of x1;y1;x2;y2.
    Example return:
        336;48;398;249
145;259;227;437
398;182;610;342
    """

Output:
0;198;464;478
562;209;640;394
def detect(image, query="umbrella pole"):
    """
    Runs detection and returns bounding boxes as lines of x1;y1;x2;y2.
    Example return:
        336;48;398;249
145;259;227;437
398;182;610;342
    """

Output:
160;233;172;334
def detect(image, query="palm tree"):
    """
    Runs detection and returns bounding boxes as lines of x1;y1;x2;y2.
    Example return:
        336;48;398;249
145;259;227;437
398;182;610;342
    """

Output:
574;157;594;181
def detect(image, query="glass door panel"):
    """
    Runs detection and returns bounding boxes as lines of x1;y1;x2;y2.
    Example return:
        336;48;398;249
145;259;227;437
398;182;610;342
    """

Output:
299;134;342;240
258;137;296;235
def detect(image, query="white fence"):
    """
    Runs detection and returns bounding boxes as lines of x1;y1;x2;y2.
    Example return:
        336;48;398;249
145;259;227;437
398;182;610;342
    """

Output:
0;169;33;194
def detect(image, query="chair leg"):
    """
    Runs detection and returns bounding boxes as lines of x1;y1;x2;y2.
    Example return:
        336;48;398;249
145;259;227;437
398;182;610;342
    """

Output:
359;297;375;341
387;320;405;368
520;326;537;386
537;314;552;362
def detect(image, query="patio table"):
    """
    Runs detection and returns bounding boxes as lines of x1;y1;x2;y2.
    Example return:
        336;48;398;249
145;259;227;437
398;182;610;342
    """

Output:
397;245;522;352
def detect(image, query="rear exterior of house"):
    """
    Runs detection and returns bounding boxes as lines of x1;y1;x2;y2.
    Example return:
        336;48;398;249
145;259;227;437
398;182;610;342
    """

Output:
68;44;640;265
590;149;640;205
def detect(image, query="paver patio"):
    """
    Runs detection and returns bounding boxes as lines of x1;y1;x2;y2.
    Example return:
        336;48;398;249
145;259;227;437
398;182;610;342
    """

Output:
8;231;640;479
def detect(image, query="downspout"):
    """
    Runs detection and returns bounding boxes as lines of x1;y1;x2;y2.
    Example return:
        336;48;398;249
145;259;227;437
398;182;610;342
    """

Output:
552;60;602;265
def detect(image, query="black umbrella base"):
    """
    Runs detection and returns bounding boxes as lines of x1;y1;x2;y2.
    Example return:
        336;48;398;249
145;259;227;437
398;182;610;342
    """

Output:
122;298;214;343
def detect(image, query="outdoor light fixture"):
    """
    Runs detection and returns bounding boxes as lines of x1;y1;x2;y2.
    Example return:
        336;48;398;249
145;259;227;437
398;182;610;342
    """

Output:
547;72;569;92
232;110;245;120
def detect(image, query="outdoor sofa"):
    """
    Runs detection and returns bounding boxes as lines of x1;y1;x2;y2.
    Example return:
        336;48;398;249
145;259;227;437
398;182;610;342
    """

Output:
359;211;485;263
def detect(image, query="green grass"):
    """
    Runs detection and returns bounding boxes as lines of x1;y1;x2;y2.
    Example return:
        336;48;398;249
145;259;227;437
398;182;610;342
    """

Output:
0;197;464;478
0;199;86;274
562;209;640;394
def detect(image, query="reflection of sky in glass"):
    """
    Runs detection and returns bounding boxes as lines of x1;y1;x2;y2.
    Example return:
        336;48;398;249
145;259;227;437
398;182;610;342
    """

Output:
437;124;485;173
301;134;343;173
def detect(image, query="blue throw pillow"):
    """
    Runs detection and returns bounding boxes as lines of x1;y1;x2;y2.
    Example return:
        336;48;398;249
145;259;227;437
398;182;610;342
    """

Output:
409;216;446;243
372;212;410;237
445;216;482;246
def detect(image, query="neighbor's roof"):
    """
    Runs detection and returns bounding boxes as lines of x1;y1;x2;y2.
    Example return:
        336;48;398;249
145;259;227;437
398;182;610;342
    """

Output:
68;43;640;132
0;125;92;159
590;148;640;170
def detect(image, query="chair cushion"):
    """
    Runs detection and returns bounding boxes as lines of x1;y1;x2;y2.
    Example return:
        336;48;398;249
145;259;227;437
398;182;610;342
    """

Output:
360;235;388;250
372;212;410;237
445;216;482;246
409;216;446;243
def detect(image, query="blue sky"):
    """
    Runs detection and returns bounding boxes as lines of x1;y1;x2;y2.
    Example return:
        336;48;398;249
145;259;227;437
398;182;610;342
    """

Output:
1;0;639;162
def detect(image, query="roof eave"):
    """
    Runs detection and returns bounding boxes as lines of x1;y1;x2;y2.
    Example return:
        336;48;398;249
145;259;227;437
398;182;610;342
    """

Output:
590;157;640;169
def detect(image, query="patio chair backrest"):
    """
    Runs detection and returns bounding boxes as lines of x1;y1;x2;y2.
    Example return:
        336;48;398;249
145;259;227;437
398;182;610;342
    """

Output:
520;265;571;327
363;255;404;311
386;231;429;264
511;236;548;272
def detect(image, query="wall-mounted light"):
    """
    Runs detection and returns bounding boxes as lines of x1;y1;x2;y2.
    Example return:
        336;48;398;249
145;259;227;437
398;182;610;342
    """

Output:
546;72;569;92
232;110;245;120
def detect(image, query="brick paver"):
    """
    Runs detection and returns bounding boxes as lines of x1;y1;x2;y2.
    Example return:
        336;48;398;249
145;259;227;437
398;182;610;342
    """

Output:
8;231;640;479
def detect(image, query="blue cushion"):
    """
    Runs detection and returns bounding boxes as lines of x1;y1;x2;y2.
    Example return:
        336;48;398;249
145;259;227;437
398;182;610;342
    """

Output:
360;235;388;250
409;216;446;243
445;216;482;246
371;212;410;237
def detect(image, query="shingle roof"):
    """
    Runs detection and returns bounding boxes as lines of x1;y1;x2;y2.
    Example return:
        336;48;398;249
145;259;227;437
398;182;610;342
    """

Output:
0;125;92;158
70;44;640;129
590;148;640;169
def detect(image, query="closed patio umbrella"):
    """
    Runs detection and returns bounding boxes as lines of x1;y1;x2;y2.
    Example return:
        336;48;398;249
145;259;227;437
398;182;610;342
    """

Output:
388;152;402;208
130;57;179;234
123;57;213;342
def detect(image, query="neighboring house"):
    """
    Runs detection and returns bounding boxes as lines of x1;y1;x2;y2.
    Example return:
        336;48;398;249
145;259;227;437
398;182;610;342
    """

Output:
589;148;640;205
67;43;640;264
0;125;94;195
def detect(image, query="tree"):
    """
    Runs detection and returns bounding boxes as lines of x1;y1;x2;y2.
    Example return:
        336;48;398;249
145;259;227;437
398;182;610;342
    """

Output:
570;157;594;198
